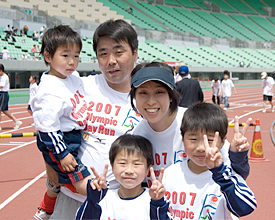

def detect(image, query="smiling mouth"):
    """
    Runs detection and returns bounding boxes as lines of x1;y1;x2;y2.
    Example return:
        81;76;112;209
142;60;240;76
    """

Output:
146;108;159;113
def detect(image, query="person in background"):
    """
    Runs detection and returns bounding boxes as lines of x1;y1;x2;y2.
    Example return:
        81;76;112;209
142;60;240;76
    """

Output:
175;65;203;108
211;76;221;105
0;64;22;130
261;71;274;113
220;70;237;111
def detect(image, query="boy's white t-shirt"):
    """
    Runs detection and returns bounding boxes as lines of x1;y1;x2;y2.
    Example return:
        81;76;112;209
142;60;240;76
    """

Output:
211;80;221;96
0;74;10;92
222;79;234;97
162;161;231;220
28;82;38;105
31;73;87;132
262;76;274;96
62;74;142;202
99;188;150;219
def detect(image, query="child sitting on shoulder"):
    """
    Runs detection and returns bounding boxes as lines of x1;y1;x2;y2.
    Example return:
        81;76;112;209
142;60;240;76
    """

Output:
162;102;257;220
32;25;91;220
76;134;172;220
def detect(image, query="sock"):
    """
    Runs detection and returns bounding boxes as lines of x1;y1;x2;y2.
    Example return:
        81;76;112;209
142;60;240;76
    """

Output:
40;192;57;214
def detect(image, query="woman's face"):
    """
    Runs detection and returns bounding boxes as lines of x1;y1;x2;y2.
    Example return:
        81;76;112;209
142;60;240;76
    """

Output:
135;81;172;132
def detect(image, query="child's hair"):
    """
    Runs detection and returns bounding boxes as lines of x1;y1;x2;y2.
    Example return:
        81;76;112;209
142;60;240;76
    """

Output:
224;70;230;76
93;19;138;55
109;134;153;168
130;62;180;115
180;102;228;140
0;64;4;72
40;25;82;66
31;75;38;82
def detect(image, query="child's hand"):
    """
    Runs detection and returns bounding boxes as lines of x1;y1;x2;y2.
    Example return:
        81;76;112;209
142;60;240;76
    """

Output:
60;153;78;172
204;132;223;169
230;116;252;152
149;167;166;200
90;164;108;191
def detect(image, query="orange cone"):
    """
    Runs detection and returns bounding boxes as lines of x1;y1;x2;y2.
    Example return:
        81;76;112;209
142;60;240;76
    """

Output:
249;119;270;162
207;77;209;82
202;78;205;83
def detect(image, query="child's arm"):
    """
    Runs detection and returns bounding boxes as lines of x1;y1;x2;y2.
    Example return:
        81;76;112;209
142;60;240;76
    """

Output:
38;131;77;172
204;133;257;217
75;164;109;220
229;116;252;179
149;167;172;220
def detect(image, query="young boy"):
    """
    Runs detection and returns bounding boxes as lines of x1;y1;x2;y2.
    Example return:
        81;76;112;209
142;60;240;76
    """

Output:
76;134;172;220
220;70;237;110
211;76;220;105
31;25;91;219
261;71;274;113
162;102;257;219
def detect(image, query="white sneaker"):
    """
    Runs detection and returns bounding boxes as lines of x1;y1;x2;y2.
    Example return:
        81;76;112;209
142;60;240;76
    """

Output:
31;123;35;126
262;109;266;113
14;121;22;129
272;108;274;112
33;207;51;220
224;107;228;111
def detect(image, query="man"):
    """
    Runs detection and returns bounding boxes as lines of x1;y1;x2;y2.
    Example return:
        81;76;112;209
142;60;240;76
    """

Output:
261;71;274;113
175;65;203;108
0;64;22;130
48;19;141;219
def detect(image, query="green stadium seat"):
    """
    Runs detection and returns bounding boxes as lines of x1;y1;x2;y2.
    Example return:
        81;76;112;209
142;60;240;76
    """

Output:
226;0;258;14
244;0;268;15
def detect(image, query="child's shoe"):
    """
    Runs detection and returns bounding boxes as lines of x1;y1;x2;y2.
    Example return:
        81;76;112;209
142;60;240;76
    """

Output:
33;207;51;220
14;121;22;129
272;108;274;112
262;109;266;113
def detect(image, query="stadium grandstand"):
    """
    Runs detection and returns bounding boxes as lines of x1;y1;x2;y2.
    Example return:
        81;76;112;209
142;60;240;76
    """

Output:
0;0;274;88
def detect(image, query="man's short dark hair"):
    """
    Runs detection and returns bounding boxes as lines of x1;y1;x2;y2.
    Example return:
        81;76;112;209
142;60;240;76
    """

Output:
40;25;82;66
93;19;138;55
109;134;153;168
180;102;228;141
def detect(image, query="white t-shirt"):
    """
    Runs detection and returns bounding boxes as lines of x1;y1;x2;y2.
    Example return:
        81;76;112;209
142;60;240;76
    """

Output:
162;161;231;220
2;49;9;59
163;160;256;219
221;79;234;97
28;82;38;105
211;80;221;96
133;107;231;186
262;76;274;96
31;73;87;133
62;74;142;202
0;73;10;92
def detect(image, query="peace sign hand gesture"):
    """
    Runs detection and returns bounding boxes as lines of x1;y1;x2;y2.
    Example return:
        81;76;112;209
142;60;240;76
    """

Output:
204;132;223;169
230;116;252;152
149;167;166;200
90;164;108;191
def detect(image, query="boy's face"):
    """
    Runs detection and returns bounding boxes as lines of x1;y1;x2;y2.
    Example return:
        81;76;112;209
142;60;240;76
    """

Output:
96;36;137;91
112;149;149;196
29;76;34;84
45;44;80;79
224;74;229;80
183;129;224;174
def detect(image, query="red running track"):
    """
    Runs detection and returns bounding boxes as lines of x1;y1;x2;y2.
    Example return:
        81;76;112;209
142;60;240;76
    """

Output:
0;84;275;219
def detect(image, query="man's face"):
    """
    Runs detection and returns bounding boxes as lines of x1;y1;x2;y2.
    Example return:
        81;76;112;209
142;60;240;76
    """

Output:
96;36;137;92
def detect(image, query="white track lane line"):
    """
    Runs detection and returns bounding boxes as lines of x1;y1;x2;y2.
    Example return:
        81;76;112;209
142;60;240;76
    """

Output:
0;170;46;210
0;140;36;156
228;108;265;124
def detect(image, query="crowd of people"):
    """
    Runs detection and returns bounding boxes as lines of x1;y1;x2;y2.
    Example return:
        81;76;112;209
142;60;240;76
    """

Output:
21;20;258;220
